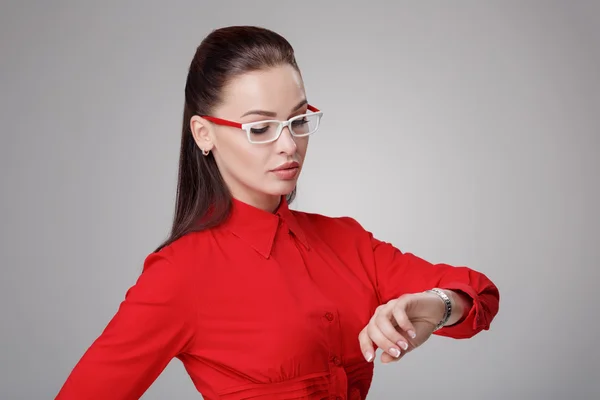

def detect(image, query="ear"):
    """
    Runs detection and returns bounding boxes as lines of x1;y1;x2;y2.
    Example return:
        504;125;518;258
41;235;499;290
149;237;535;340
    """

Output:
190;115;214;152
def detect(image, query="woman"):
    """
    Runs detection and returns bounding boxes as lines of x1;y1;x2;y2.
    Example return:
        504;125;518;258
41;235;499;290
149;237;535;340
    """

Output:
56;25;500;400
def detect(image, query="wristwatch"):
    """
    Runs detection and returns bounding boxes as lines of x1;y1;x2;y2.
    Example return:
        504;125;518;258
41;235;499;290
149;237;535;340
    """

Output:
425;288;452;331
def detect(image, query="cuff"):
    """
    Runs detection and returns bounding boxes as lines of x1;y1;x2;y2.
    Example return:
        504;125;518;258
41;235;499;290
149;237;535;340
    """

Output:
434;282;489;339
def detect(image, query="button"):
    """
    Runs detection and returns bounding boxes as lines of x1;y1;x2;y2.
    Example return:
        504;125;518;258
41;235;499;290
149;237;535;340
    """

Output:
324;312;334;321
331;355;342;366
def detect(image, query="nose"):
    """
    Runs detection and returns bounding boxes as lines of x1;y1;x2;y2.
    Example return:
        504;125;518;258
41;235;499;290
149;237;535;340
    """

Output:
275;125;297;155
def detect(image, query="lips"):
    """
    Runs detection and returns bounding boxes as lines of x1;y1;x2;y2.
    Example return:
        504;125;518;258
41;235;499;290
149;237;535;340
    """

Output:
272;161;300;171
270;161;301;180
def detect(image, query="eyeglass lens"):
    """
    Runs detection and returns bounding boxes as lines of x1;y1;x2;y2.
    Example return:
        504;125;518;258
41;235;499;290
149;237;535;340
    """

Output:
248;114;320;143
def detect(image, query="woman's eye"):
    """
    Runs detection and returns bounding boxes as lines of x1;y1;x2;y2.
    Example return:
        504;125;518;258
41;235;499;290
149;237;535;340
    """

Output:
292;118;308;126
250;125;270;134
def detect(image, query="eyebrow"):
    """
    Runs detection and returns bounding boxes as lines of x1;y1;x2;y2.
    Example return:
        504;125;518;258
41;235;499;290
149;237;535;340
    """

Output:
240;99;308;118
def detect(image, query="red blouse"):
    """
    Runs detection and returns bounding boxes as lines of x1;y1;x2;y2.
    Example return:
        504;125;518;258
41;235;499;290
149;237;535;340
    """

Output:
56;196;499;400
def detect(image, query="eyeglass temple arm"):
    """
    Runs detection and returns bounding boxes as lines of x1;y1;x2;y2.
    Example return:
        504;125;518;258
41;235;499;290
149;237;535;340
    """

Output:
201;104;320;127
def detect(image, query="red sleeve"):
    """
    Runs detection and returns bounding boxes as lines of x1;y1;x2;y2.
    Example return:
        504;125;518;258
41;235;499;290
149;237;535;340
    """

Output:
55;252;197;400
370;234;500;339
341;216;500;339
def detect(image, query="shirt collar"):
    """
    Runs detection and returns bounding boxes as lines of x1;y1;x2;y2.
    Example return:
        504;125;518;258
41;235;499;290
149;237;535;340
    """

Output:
221;195;309;258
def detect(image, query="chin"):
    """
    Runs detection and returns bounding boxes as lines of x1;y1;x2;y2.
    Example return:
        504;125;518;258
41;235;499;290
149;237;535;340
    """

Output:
266;181;297;196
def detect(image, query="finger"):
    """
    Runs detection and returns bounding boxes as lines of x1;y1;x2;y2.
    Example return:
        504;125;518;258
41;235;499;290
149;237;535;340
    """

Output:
374;313;410;353
367;320;402;359
392;299;418;341
357;326;376;362
381;351;395;364
381;346;410;364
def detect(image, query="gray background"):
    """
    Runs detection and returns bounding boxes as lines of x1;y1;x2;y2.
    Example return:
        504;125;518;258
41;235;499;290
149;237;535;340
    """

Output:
1;1;599;399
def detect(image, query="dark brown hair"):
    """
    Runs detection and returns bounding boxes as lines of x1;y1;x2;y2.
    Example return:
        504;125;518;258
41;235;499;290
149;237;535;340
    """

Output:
155;26;300;252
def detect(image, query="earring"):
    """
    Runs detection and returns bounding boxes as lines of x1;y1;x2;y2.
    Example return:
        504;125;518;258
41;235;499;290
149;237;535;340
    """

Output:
202;148;210;156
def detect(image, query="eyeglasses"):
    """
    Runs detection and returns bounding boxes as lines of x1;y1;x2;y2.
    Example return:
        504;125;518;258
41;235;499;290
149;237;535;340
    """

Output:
201;104;323;144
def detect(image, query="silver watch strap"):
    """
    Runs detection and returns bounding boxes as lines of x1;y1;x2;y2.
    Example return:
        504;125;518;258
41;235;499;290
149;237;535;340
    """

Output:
426;288;452;331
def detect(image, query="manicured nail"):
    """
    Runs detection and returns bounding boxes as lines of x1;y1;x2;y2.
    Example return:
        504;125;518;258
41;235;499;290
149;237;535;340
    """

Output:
389;347;401;358
408;330;416;339
397;341;408;350
365;351;374;362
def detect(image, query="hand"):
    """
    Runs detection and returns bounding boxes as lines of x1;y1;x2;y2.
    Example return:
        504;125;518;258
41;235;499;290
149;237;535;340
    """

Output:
358;291;447;364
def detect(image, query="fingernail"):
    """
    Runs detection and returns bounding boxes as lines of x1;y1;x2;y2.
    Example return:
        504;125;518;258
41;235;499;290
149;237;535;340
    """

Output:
408;330;416;339
365;351;374;362
389;347;401;358
397;341;408;350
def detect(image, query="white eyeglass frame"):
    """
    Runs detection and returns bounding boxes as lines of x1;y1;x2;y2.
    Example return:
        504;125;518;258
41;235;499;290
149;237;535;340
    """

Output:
202;104;323;144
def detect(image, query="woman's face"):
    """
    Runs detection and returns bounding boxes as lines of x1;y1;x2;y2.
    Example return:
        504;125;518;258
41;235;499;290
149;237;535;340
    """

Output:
191;64;310;211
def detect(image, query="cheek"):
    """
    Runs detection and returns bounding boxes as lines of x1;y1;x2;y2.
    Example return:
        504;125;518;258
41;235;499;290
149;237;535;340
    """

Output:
296;138;309;159
218;135;268;175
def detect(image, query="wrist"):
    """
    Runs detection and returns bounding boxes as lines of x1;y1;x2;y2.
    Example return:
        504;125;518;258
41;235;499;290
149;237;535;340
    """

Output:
425;288;452;331
439;289;472;326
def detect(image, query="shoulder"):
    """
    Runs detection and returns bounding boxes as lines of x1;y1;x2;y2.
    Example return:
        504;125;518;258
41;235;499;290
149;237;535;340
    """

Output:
140;230;212;283
291;209;371;238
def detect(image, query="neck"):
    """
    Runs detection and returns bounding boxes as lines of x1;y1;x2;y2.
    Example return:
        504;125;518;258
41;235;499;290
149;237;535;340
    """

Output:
232;191;282;213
